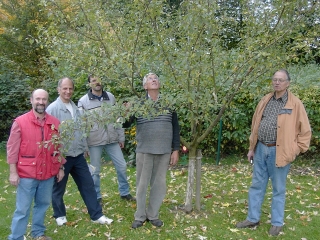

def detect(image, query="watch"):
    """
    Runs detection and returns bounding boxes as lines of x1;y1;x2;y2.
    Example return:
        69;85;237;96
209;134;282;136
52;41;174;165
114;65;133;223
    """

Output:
59;166;65;170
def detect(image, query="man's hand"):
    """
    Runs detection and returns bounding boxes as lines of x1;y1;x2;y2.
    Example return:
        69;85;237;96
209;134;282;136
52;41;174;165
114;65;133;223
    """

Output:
170;150;179;166
119;142;125;148
247;150;254;163
56;169;65;182
84;151;90;158
9;172;20;187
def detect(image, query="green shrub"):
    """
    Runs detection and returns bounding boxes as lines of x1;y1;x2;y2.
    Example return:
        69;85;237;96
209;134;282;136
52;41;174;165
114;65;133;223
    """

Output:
0;59;30;141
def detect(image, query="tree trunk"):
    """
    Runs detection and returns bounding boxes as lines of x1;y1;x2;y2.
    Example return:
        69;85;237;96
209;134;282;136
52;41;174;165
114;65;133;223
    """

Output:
195;149;202;211
184;154;196;213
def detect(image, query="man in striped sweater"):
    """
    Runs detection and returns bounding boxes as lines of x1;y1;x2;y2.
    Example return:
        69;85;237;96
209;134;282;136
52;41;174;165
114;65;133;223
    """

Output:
124;73;180;229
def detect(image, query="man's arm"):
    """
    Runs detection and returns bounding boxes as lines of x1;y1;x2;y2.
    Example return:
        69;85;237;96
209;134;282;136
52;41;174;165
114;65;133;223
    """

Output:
171;111;180;151
7;121;21;186
9;164;20;186
296;102;312;153
170;111;180;166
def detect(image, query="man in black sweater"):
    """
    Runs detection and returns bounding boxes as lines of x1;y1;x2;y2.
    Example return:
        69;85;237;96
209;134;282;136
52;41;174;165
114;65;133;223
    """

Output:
124;73;180;229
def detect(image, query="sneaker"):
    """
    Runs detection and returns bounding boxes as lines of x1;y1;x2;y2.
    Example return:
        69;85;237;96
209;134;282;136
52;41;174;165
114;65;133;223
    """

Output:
236;220;259;228
132;220;144;229
269;225;283;236
56;216;67;226
92;215;113;225
32;236;52;240
148;219;163;227
121;194;136;201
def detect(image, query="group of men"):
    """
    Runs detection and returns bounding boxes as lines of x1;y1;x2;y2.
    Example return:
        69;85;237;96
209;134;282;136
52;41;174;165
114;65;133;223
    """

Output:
7;69;311;239
7;72;179;240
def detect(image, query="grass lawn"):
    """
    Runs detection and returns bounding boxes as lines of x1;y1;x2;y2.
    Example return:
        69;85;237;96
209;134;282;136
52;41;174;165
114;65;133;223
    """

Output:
0;149;319;240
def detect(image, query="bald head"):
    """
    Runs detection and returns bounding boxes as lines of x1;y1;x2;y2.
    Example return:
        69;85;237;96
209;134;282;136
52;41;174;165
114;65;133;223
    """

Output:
30;89;49;115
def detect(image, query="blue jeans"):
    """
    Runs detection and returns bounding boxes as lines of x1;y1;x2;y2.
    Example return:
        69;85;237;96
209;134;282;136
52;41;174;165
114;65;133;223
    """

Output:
247;141;291;226
134;153;170;221
52;154;103;221
8;177;54;240
89;143;130;198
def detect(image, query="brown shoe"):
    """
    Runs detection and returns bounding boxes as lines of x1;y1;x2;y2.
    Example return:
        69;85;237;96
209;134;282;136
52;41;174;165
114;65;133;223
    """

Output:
236;220;259;228
269;225;283;236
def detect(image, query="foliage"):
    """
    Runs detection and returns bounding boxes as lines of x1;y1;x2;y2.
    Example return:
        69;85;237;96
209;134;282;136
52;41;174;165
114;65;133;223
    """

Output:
0;0;55;88
35;0;319;158
1;149;320;239
123;125;137;162
0;57;30;141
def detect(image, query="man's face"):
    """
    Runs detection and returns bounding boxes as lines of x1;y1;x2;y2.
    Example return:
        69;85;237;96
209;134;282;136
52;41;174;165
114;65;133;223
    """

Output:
272;71;290;93
58;78;74;103
31;90;48;114
89;77;102;91
144;74;160;90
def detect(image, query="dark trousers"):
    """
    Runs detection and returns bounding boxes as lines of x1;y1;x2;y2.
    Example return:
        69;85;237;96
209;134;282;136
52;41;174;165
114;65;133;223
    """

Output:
52;154;103;221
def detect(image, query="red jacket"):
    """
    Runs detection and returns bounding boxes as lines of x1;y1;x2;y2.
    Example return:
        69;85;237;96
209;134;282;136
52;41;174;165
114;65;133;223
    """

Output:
13;111;64;180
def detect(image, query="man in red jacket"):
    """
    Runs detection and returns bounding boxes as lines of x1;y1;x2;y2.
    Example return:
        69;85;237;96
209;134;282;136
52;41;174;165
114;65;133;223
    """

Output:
7;89;66;240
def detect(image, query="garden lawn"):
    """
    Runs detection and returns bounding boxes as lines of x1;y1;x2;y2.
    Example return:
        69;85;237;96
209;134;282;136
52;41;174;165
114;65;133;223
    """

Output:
0;150;319;240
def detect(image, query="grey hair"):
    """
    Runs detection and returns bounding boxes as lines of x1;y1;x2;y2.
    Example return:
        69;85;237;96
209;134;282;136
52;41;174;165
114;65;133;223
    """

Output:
58;77;75;88
274;69;291;81
142;72;159;86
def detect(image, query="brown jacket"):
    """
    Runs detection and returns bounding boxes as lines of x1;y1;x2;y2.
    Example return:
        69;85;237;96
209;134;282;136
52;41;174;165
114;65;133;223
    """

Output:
249;90;311;167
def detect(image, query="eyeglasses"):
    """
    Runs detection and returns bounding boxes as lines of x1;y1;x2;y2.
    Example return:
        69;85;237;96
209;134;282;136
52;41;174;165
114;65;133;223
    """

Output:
272;78;288;83
147;77;159;81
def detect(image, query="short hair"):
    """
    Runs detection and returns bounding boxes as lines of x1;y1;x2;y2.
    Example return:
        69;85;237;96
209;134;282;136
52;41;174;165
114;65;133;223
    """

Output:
58;77;75;88
87;74;95;83
274;69;291;81
142;72;159;86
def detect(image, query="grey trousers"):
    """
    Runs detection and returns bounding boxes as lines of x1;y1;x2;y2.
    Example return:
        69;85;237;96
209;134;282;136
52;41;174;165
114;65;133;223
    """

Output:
134;153;170;221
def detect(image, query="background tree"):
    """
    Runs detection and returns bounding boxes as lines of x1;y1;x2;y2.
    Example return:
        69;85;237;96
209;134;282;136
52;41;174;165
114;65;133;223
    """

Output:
0;0;54;88
31;0;320;212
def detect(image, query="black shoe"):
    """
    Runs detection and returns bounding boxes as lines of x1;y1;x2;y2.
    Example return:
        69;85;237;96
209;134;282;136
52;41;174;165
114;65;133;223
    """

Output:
132;220;144;229
269;225;283;236
148;219;163;227
121;194;136;201
236;220;259;228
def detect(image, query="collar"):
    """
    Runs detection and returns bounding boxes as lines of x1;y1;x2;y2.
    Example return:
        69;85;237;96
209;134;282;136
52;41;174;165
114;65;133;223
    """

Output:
147;92;160;101
88;89;110;101
32;109;46;121
272;90;288;103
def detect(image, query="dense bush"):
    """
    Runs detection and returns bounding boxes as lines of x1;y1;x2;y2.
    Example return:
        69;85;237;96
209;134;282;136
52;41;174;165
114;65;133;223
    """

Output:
0;59;30;142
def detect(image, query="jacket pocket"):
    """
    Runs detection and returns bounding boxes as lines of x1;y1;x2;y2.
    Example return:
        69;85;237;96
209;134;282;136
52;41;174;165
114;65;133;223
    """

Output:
18;157;36;178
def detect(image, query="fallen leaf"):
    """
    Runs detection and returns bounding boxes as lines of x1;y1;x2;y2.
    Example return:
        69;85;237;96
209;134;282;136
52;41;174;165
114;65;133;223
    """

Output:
204;194;213;198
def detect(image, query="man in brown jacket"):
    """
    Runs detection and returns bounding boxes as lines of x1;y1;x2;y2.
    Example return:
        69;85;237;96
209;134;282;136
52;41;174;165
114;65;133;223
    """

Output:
236;69;311;236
